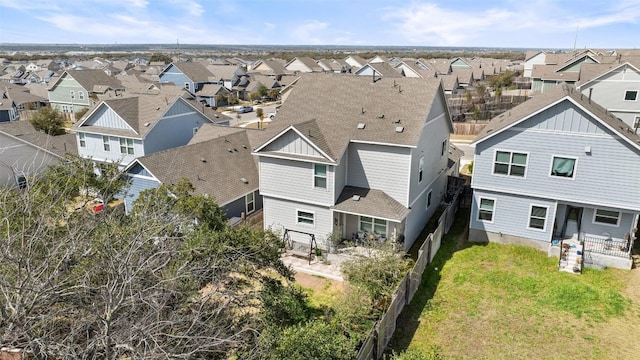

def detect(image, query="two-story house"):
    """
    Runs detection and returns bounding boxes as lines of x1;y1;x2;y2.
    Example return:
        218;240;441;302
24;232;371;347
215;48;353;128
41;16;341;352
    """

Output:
47;69;124;115
158;62;215;93
122;126;263;220
469;83;640;269
73;91;229;167
253;74;454;251
576;60;640;130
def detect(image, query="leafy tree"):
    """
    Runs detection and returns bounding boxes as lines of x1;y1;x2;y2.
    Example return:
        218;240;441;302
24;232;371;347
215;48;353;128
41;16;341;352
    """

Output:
263;321;358;360
29;106;65;135
216;93;228;105
148;53;172;64
476;84;487;99
489;70;514;90
228;94;239;105
256;108;264;119
75;107;89;120
267;89;280;100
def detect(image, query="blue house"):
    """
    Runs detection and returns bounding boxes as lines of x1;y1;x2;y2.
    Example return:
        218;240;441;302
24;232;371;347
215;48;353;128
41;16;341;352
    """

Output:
469;83;640;269
123;127;263;222
158;62;215;93
72;91;231;167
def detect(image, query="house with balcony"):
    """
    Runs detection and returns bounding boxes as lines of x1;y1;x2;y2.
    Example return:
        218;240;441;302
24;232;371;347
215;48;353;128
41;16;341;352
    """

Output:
73;91;229;167
469;83;640;269
253;74;454;252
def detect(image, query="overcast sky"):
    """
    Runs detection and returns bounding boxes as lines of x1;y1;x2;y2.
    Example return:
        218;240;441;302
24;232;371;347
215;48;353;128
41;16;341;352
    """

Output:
1;0;639;49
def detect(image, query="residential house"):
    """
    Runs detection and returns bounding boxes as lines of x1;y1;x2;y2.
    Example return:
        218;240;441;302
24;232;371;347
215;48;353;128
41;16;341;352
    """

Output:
253;74;454;251
250;59;289;79
354;62;403;79
0;97;18;122
469;83;640;269
285;57;324;73
0;121;77;188
576;61;640;130
344;55;368;70
394;60;436;78
317;59;350;73
73;91;228;167
523;51;547;78
158;62;215;93
438;74;459;95
47;69;124;114
123;127;263;219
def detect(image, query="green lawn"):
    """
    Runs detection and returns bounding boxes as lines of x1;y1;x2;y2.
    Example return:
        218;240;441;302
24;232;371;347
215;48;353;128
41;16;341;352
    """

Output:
390;210;640;359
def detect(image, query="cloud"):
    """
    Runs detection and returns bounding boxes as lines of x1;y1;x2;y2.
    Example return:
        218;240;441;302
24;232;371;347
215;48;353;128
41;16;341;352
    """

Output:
291;20;329;44
264;22;276;31
0;0;60;11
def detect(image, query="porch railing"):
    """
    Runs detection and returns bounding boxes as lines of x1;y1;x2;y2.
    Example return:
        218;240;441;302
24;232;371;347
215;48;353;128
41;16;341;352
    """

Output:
579;233;633;259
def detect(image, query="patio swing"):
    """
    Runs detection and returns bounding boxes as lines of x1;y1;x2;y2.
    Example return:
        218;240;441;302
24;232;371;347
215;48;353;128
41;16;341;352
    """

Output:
282;229;318;265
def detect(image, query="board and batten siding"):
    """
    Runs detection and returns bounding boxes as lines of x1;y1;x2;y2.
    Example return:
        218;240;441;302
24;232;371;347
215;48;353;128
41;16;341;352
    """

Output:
143;105;210;154
84;105;134;130
262;196;333;247
159;64;193;91
259;157;335;205
472;99;640;211
263;130;324;157
346;143;411;207
470;189;557;243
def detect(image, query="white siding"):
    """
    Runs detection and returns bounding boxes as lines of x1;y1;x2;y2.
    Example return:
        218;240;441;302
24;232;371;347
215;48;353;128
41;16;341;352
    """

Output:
346;143;411;206
285;59;313;73
77;132;143;166
262;196;333;247
263;130;324;158
259;157;334;205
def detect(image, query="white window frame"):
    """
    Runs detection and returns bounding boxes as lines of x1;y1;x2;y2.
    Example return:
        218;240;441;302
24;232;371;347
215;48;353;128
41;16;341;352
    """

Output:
418;156;424;183
120;137;134;155
426;190;432;210
441;138;448;157
633;116;640;131
359;216;387;237
102;135;110;152
527;204;548;232
548;155;578;180
184;82;190;91
492;149;528;178
313;164;327;189
78;132;86;148
296;210;315;227
245;192;255;214
477;197;496;223
624;90;638;101
592;208;621;227
78;91;85;100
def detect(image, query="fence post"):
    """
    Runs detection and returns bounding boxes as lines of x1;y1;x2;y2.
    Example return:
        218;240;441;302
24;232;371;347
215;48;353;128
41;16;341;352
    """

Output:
405;270;411;306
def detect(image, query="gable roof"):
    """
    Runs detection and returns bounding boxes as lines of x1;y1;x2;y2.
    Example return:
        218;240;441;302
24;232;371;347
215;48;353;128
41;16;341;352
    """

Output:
472;83;640;151
251;59;288;76
577;61;640;89
253;74;448;162
355;62;403;78
0;121;78;157
285;57;323;72
129;130;259;206
49;69;123;92
160;62;214;82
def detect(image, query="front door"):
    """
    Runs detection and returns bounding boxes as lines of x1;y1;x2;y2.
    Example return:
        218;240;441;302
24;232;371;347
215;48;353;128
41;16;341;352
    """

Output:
562;206;583;240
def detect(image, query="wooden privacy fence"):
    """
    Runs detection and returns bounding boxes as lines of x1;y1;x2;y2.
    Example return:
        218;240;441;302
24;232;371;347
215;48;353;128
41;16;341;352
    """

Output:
356;191;461;359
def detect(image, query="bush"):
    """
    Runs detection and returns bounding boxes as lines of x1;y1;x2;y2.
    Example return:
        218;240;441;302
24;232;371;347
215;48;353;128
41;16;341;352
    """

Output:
264;320;357;360
29;106;65;135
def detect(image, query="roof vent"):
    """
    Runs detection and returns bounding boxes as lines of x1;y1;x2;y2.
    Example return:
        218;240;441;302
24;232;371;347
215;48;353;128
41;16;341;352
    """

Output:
227;148;233;153
242;144;247;149
377;114;384;119
144;122;150;127
357;123;366;129
352;195;361;201
200;158;206;163
156;106;160;110
240;177;248;184
395;126;404;133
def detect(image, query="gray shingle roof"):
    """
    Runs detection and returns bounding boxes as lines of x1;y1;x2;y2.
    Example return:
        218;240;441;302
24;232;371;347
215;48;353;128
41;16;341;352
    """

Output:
255;74;446;162
52;69;123;92
135;130;259;206
333;186;409;221
168;62;214;82
0;120;78;157
472;83;640;149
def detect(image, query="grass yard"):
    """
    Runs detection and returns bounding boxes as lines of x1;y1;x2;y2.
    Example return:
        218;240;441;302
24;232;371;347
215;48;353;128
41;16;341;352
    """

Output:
295;272;344;310
390;210;640;359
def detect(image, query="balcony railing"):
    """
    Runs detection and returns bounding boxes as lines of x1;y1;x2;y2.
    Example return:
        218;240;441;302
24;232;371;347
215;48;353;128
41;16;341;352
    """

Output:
579;233;633;259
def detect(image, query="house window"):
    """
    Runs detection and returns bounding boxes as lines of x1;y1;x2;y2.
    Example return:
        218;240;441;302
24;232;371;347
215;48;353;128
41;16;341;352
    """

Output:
314;164;327;189
593;209;620;226
441;139;447;157
297;210;314;226
624;90;638;101
493;151;527;177
418;156;424;182
193;127;199;135
70;90;75;99
78;91;85;100
102;136;110;151
478;197;495;222
528;205;548;230
359;216;387;236
79;132;86;148
120;138;134;155
426;190;432;209
246;192;255;214
550;156;576;178
184;82;190;91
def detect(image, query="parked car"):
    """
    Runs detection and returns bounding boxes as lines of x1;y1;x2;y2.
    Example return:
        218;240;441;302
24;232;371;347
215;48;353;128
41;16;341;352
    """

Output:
267;112;277;119
236;106;253;113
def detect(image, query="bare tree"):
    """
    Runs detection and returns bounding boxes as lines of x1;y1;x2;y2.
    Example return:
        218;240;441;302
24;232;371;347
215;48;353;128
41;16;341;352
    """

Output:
0;157;292;359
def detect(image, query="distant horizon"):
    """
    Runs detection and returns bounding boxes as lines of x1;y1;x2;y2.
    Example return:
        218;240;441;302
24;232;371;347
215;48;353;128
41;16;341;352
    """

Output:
1;1;639;49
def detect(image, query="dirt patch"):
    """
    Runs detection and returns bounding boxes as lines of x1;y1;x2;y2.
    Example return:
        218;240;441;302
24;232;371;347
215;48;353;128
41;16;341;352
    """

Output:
295;272;344;293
